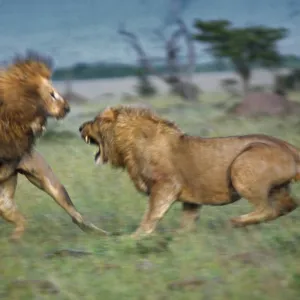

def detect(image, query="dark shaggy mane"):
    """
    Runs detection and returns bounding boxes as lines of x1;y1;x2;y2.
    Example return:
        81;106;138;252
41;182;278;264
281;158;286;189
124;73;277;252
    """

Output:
0;50;54;160
10;50;54;72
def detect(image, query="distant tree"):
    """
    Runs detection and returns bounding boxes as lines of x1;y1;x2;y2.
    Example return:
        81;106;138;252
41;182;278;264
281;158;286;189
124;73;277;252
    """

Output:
118;19;200;101
154;18;199;101
118;24;157;97
193;20;288;95
118;0;200;101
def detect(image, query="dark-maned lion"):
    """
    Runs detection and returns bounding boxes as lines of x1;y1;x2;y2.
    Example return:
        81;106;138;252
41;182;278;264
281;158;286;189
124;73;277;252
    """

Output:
79;105;300;238
0;52;105;240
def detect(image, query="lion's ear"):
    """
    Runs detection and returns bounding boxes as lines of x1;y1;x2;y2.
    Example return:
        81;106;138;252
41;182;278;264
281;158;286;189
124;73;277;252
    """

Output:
101;107;118;122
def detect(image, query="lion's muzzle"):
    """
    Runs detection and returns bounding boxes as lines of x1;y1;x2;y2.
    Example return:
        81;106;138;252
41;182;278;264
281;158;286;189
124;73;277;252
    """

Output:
64;105;70;114
56;103;70;119
79;122;105;165
79;122;97;145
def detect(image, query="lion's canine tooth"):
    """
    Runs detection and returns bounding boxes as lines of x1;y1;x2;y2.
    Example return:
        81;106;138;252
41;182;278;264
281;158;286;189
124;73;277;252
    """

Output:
85;136;89;143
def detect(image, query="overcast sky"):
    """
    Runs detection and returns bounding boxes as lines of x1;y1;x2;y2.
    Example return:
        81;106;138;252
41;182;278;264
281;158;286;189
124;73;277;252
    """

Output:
0;0;299;67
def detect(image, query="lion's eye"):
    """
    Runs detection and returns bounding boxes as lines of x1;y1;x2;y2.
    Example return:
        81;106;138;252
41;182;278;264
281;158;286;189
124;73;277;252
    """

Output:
50;91;56;100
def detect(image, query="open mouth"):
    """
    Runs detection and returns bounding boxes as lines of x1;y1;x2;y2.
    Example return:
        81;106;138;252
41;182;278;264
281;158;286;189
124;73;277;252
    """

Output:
55;115;66;120
84;135;98;146
82;135;103;165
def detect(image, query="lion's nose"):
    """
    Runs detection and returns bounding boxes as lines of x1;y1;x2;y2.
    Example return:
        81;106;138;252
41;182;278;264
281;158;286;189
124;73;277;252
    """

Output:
79;125;83;132
65;105;70;113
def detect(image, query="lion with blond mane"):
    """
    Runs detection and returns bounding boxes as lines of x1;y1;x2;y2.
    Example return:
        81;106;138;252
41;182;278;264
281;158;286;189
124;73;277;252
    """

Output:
0;51;104;240
80;105;300;238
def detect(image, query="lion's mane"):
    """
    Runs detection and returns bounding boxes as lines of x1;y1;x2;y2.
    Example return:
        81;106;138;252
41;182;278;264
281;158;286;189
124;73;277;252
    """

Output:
0;52;52;161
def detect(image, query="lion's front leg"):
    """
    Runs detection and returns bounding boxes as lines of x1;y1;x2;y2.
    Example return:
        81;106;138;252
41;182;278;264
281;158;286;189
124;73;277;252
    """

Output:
17;149;108;235
131;181;179;239
0;175;26;241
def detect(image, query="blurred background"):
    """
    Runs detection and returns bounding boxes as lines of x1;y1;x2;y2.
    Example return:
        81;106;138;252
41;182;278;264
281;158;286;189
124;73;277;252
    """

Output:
2;1;300;299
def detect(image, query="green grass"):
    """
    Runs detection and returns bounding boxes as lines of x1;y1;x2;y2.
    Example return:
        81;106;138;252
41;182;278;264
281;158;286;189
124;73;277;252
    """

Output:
2;93;300;299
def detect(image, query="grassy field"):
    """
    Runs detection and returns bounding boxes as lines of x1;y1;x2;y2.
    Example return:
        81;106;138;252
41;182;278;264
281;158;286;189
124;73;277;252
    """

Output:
2;92;300;299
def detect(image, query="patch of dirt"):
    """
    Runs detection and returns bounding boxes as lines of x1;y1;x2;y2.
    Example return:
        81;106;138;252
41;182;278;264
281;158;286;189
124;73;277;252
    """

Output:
228;92;300;116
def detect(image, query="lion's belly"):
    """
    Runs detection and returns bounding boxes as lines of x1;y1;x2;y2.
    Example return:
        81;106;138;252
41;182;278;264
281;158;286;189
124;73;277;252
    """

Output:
179;170;238;205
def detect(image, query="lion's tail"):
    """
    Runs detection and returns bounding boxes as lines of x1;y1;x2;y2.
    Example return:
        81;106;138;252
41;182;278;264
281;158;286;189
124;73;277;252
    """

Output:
294;159;300;182
283;142;300;182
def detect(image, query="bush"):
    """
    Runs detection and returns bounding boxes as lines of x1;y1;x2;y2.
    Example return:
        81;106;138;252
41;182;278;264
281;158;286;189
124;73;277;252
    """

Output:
135;77;157;97
170;81;200;101
275;69;300;92
221;78;240;96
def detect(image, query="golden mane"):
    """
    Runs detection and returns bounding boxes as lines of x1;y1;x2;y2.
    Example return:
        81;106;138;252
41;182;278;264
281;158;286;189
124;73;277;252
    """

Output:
102;105;183;133
87;105;184;168
0;52;52;107
0;52;53;160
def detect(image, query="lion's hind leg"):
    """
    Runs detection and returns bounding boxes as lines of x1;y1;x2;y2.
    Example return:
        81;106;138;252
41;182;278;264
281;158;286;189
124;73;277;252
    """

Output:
271;184;298;217
230;143;297;227
177;202;201;233
0;175;26;241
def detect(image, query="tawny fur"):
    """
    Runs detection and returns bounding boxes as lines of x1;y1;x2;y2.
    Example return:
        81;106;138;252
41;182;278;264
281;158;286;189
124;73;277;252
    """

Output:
80;105;300;237
0;53;67;160
0;52;73;241
30;116;47;137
